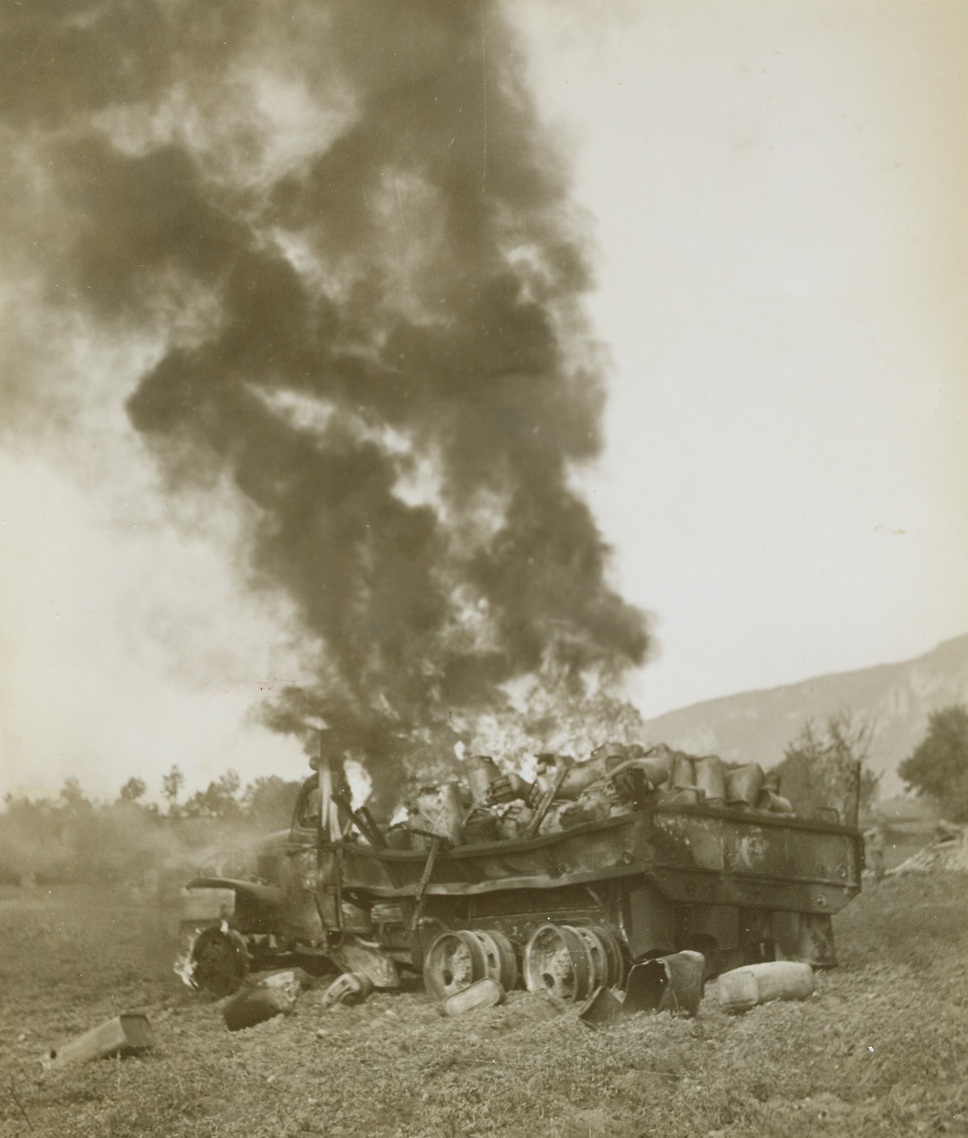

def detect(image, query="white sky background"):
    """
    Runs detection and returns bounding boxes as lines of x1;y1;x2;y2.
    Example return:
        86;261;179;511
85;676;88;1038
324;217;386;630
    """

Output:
516;0;968;714
1;0;967;800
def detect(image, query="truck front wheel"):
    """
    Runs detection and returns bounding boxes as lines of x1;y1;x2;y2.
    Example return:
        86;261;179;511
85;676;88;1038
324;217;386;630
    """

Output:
190;926;250;997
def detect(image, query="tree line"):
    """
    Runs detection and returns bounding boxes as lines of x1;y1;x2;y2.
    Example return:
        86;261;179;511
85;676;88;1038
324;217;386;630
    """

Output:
772;702;968;823
0;769;303;888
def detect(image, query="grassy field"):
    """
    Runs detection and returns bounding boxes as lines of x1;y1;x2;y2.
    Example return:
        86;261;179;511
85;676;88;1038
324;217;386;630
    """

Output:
1;865;966;1138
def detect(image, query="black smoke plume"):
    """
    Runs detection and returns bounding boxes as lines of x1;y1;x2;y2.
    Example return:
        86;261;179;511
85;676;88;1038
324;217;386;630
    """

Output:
1;1;648;795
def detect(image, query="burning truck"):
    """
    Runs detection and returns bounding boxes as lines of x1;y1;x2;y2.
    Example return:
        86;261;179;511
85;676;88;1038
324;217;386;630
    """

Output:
179;738;864;1006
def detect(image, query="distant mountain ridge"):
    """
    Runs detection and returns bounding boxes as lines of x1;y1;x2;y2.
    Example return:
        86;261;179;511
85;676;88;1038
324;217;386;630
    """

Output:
641;633;968;797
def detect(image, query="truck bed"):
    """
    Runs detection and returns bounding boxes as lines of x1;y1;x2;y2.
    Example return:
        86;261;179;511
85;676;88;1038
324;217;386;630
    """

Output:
323;801;863;915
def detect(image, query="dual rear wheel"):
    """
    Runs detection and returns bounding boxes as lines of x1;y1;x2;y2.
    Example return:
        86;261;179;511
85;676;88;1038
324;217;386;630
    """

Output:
422;928;518;999
522;924;625;1002
423;923;626;1004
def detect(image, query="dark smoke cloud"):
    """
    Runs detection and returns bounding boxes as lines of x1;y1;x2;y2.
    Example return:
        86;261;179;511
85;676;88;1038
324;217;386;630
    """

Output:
2;0;648;792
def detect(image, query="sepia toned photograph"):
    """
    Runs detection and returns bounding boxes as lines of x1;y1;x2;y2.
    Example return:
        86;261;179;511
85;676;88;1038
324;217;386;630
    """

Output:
1;2;966;1135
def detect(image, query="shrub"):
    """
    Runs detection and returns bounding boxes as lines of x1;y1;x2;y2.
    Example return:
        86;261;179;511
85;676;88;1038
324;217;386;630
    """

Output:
898;704;968;821
773;710;879;819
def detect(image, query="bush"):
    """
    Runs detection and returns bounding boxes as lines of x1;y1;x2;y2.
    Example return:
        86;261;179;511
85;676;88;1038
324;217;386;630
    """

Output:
772;710;879;820
898;704;968;821
0;770;303;887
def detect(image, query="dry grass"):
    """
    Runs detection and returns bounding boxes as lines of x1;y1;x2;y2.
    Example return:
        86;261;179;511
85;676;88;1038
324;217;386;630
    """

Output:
1;871;967;1137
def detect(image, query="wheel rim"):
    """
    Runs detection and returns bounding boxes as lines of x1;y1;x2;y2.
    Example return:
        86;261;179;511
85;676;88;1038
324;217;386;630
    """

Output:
423;931;487;1000
567;926;609;991
590;925;627;989
485;928;519;991
468;930;502;983
523;924;593;1002
469;929;518;991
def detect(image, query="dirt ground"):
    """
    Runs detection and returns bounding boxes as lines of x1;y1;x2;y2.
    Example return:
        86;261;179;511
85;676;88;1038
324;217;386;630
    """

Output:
1;861;967;1138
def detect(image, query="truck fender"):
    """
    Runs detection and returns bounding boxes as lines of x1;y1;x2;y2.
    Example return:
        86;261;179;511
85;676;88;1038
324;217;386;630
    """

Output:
183;876;286;934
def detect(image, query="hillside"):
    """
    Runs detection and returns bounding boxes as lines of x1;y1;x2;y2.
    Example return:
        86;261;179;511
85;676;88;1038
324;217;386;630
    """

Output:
641;633;968;797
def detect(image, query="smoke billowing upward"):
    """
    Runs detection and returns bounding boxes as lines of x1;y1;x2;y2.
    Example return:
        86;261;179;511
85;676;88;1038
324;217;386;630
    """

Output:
1;1;648;789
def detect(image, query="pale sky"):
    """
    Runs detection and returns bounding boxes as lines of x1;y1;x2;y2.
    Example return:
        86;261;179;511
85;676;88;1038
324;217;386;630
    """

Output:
1;1;967;801
516;0;968;715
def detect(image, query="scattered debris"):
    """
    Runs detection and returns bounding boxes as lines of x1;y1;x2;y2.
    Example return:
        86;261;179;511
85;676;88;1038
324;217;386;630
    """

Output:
44;1014;155;1069
577;986;626;1028
222;970;302;1032
321;972;374;1008
623;951;705;1018
327;938;400;989
577;950;705;1028
717;961;816;1014
442;978;505;1016
890;824;968;874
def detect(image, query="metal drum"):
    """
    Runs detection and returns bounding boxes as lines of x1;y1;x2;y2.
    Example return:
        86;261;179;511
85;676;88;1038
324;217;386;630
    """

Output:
412;782;465;848
670;753;699;805
694;755;726;807
726;764;765;809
